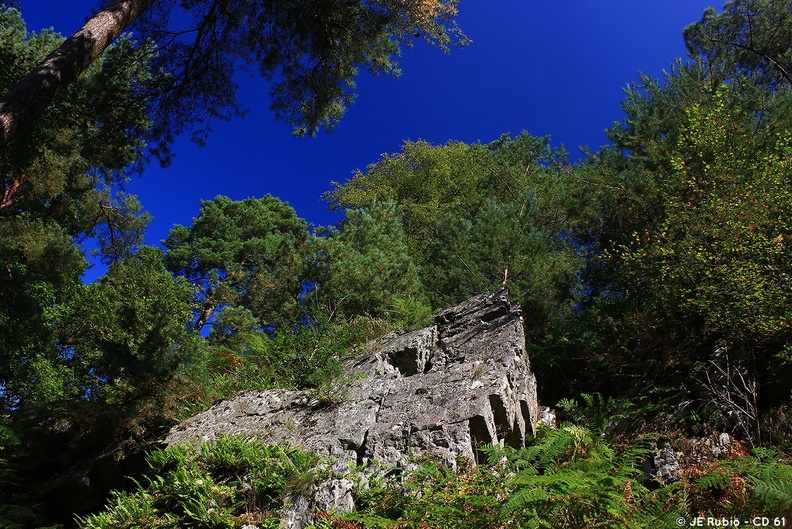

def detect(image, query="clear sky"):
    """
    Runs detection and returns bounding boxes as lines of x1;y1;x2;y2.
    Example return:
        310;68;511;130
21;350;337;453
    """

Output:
20;1;717;259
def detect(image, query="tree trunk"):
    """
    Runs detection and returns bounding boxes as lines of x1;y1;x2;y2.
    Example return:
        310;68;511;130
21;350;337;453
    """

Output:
0;0;155;150
195;304;215;331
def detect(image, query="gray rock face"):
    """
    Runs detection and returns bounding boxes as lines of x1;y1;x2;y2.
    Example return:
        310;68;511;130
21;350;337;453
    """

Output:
165;291;538;526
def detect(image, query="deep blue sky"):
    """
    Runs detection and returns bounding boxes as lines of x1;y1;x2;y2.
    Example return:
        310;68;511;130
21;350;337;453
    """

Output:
21;1;717;257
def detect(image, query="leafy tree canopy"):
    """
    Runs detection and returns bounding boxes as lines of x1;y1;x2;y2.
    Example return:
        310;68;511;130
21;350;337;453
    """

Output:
558;0;792;420
0;7;156;251
0;7;158;411
684;0;792;86
0;0;467;151
326;133;581;323
313;200;425;319
163;194;310;331
54;247;195;409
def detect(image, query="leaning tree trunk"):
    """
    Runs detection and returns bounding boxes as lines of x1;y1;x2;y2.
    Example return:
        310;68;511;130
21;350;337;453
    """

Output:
0;0;155;150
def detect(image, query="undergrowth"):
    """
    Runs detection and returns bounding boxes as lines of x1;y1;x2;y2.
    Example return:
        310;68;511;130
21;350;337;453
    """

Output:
329;424;686;529
321;393;792;528
692;446;792;518
162;315;400;423
77;393;792;528
77;436;318;529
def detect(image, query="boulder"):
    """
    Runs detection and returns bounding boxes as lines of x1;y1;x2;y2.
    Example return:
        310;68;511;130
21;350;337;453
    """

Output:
165;290;539;527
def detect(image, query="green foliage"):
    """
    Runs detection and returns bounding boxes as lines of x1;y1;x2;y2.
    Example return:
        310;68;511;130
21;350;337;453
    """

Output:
326;133;581;326
572;75;792;427
694;447;792;517
133;0;466;142
0;214;85;408
0;23;186;502
0;246;197;529
502;426;683;528
386;296;436;330
165;314;399;422
0;415;38;528
563;3;792;406
0;7;157;250
684;0;792;88
0;7;158;411
164;195;311;331
326;138;490;249
341;455;507;529
428;187;580;326
77;437;318;529
53;247;195;407
557;393;635;437
314;201;425;319
326;133;570;256
617;85;792;344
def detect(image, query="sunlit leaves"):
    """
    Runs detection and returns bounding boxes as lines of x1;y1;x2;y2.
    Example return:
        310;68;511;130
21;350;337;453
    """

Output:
684;0;792;87
78;437;318;529
619;86;792;343
163;195;310;331
136;0;465;139
326;133;580;323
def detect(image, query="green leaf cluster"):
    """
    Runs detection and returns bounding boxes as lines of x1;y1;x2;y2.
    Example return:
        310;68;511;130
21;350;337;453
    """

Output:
313;201;425;319
135;0;466;140
166;313;399;422
164;194;310;331
325;133;582;327
693;447;792;517
0;414;38;528
77;436;318;529
555;0;792;419
614;85;792;345
0;6;165;409
53;247;195;407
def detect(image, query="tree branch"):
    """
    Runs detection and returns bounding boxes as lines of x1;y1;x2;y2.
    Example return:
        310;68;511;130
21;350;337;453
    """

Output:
0;0;155;150
730;41;792;85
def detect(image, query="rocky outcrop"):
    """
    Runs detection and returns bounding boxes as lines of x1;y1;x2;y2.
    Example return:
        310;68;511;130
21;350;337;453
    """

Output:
644;432;737;486
165;291;539;526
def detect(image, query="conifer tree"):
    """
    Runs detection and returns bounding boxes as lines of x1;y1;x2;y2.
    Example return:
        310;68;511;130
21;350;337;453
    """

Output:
163;195;310;331
0;0;465;151
0;7;158;411
314;201;424;319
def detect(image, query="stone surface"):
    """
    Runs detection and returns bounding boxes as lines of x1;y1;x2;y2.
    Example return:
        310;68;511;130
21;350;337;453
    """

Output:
537;407;557;429
644;432;736;486
646;440;681;485
165;290;539;527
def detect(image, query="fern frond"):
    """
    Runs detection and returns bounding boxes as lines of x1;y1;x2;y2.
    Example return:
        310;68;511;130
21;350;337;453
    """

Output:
749;474;792;507
696;470;732;491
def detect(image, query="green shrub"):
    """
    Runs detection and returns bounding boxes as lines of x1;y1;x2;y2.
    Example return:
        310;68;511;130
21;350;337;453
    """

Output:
77;437;318;529
162;315;400;423
0;417;38;528
387;296;436;330
502;425;685;528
